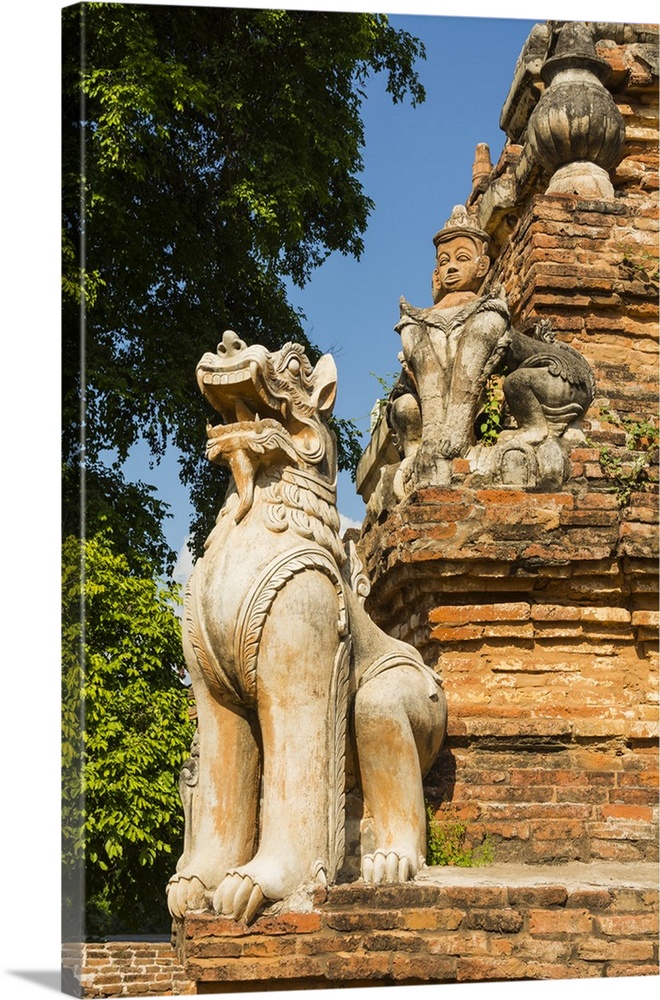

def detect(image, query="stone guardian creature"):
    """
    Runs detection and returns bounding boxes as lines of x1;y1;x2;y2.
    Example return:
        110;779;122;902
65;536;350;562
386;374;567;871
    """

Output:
167;331;447;924
388;206;595;493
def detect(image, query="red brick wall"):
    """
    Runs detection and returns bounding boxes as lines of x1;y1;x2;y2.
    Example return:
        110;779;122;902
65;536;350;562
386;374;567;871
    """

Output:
494;195;658;422
358;475;658;863
177;878;658;987
61;940;194;998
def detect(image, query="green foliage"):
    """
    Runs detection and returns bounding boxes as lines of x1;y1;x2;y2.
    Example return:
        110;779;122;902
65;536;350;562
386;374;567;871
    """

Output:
330;415;365;484
370;370;400;399
477;376;505;446
366;370;400;428
63;459;176;575
617;243;660;284
62;3;426;556
426;806;494;868
593;405;659;507
62;528;195;935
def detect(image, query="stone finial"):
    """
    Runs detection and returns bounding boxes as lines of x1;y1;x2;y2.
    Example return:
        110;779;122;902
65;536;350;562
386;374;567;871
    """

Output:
471;142;493;194
527;21;626;198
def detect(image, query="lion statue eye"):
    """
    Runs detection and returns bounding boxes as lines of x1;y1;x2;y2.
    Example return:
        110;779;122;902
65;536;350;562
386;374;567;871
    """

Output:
287;356;301;376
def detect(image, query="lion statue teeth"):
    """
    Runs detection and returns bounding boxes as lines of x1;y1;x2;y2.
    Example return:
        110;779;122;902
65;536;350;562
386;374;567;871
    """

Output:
167;329;447;925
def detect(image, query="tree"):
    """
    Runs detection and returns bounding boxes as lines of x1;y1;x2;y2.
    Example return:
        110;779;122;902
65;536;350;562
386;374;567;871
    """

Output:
62;3;426;562
62;528;195;935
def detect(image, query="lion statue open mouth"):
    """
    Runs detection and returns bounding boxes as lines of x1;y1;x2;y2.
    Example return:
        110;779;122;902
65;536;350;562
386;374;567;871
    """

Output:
167;330;447;925
197;333;337;523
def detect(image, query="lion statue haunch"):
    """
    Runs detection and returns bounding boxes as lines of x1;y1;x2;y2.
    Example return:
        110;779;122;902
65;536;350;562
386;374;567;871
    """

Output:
167;331;447;924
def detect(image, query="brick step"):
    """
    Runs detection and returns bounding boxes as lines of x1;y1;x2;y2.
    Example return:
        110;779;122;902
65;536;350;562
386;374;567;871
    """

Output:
176;862;659;987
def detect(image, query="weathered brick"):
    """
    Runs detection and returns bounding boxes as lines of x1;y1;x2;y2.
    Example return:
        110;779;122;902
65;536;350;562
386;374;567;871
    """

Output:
525;961;603;979
326;881;443;909
608;786;659;805
241;937;298;958
611;888;660;912
465;908;524;933
509;767;582;786
427;930;508;956
515;938;572;962
557;786;610;804
391;954;457;981
582;606;631;623
567;888;612;909
363;930;424;952
431;624;484;642
399;907;465;931
578;937;656;961
617;770;659;788
530;820;590;840
187;954;324;982
324;910;400;932
600;803;655;821
486;821;531;840
528;839;587;862
295;932;361;956
456;956;528;981
528;908;593;935
571;447;602;462
605;962;660;977
184;914;250;938
186;938;243;959
429;602;530;624
595;912;659;936
632;610;660;627
325;952;391;979
483;623;535;638
454;782;553;803
483;802;592;821
591;838;647;861
443;885;507;908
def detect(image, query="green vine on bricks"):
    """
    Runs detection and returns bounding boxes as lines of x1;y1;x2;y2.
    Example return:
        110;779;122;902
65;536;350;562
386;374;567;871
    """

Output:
477;375;505;446
591;405;659;507
426;804;494;867
617;243;660;285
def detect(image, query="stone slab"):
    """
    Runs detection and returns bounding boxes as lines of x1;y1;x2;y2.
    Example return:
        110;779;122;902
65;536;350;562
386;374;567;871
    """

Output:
417;860;659;891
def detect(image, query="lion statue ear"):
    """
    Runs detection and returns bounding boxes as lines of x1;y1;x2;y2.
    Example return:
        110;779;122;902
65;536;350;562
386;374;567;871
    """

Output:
310;354;338;416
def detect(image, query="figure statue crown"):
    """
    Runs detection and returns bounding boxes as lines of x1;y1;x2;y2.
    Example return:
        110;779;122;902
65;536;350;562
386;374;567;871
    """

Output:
432;205;490;249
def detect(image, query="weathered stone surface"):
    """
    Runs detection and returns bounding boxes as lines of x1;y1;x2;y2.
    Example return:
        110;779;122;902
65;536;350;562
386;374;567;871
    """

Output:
377;204;596;506
527;23;626;199
168;333;447;926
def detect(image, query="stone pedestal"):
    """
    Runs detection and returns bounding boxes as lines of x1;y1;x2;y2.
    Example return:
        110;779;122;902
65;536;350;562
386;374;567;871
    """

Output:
174;863;658;989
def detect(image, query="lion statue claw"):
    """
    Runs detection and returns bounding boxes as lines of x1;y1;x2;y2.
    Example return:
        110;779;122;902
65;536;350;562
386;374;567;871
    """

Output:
167;331;447;923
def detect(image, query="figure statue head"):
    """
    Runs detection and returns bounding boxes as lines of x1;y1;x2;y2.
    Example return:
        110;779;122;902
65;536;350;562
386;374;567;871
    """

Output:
431;205;490;304
196;332;338;521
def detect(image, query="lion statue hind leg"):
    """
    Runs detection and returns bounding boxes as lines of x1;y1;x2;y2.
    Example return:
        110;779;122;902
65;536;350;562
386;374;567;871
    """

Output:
352;643;447;884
